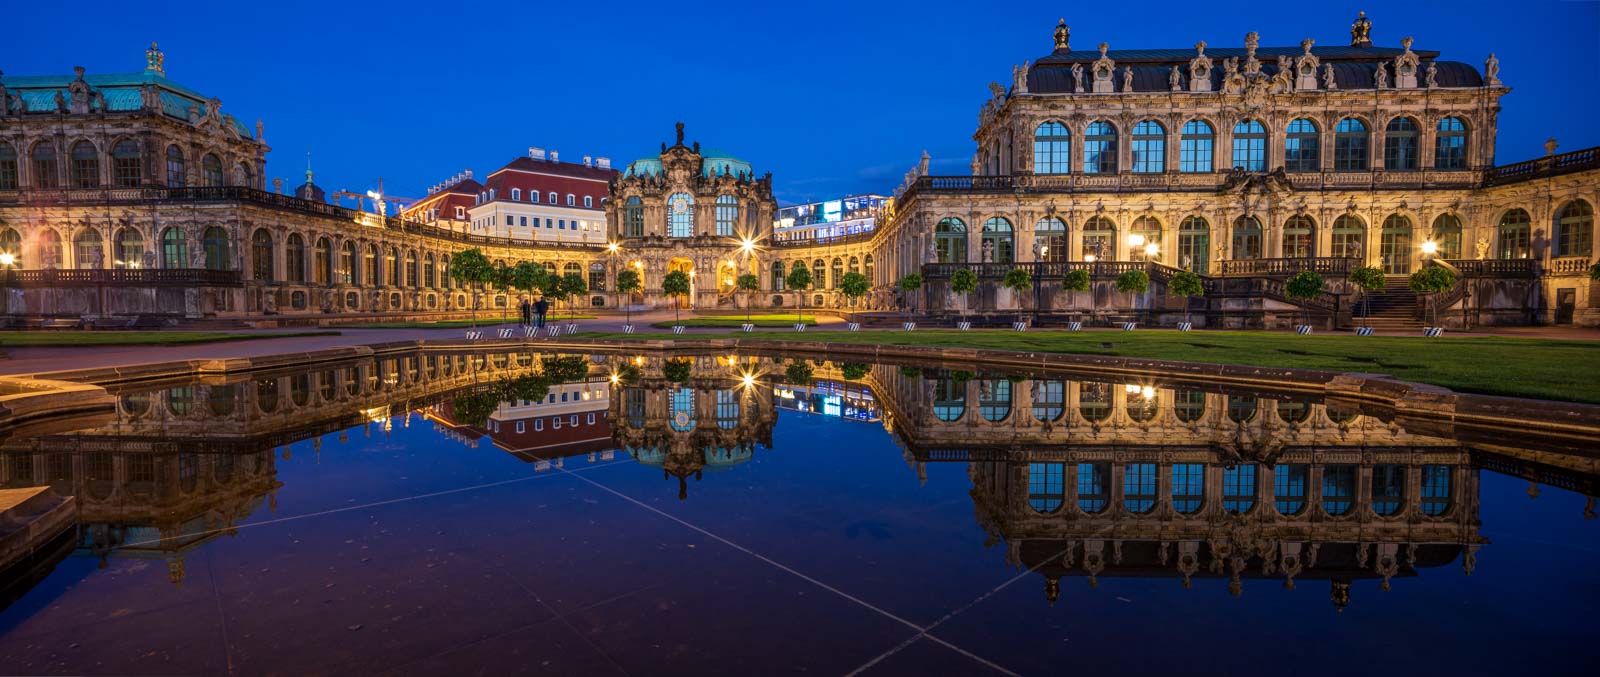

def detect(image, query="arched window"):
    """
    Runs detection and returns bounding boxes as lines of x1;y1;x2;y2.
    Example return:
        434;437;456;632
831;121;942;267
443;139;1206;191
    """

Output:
981;217;1014;263
667;193;694;237
1174;390;1206;421
1285;118;1320;172
1223;465;1257;513
1034;217;1065;262
510;188;521;201
1082;216;1115;260
1430;214;1463;260
623;196;644;237
565;193;575;206
1028;462;1064;513
314;238;332;285
1231;216;1262;260
70;141;99;188
563;262;581;281
1172;463;1205;514
0;228;22;267
864;254;874;282
1273;464;1309;515
386;247;400;286
935;217;967;263
1371;464;1405;516
250;229;273;281
1131;217;1163;262
1384;117;1419;171
932;378;965;422
978;379;1011;422
848;256;860;275
235;162;253;188
1435;117;1468;170
1032;121;1071;174
423;253;436;288
1556;200;1594;258
440;255;450;289
1130;121;1165;173
584;196;593;208
1231;120;1267;171
542;261;557;276
111;140;142;188
1332;215;1366;259
201;154;224;186
1227;396;1257;423
113;228;144;269
31;142;59;189
1083;121;1118;174
1380;214;1413;274
405;250;418;286
341;241;357;284
1179;120;1214;173
771;260;785;291
364;244;379;285
1283;215;1315;258
74;228;103;269
547;191;557;204
1334;118;1370;171
38;230;62;268
165;145;186;187
1420;465;1453;516
1077;463;1109;513
588;261;606;291
1178;216;1210;272
0;143;16;190
715;195;739;236
203;227;230;270
1498;209;1531;259
285;233;306;283
1124;463;1158;513
1031;380;1064;422
814;258;828;289
1079;382;1111;422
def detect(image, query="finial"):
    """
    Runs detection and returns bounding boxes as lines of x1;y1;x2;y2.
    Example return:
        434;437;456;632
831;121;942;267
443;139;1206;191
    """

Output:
73;66;85;81
1244;31;1259;57
145;42;165;75
1053;18;1069;51
675;121;685;146
1301;38;1315;55
1401;36;1414;52
305;149;313;182
1351;11;1373;47
1195;41;1207;56
1098;42;1109;58
1544;138;1559;156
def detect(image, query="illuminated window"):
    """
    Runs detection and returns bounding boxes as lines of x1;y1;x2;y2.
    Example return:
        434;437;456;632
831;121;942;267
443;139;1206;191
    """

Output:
1032;121;1071;174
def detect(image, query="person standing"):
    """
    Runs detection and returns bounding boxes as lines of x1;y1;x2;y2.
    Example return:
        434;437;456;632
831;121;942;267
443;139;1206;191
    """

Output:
519;298;532;327
534;297;548;328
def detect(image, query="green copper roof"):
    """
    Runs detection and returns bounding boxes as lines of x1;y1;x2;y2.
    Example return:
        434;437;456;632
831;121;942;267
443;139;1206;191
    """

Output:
2;70;254;138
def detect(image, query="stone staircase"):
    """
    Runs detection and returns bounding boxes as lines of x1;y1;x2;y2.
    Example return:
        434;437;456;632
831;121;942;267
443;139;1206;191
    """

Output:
1351;277;1424;332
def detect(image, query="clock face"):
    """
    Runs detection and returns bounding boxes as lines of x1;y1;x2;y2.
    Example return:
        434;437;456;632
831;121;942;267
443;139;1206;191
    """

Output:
672;196;689;215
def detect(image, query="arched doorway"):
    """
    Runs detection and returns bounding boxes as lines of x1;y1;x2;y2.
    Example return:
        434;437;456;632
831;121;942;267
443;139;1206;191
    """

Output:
668;257;694;309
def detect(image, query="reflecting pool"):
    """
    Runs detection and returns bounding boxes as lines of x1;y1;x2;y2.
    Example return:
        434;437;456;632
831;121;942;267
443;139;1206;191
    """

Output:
0;349;1595;675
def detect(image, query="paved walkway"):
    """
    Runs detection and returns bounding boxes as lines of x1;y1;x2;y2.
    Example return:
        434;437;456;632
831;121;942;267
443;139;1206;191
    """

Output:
1;311;1595;377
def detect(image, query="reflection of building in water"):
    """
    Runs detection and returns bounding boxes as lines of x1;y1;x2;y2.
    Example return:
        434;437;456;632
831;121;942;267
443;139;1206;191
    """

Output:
427;378;615;470
774;380;879;422
608;356;775;499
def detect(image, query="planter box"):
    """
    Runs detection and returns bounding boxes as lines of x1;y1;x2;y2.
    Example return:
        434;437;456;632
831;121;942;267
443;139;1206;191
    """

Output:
1424;327;1445;337
1176;322;1192;332
847;322;861;331
957;321;972;331
1011;321;1027;331
901;322;916;331
623;324;635;334
793;323;807;332
741;323;754;332
1295;325;1312;335
464;330;483;340
1355;327;1374;336
1121;322;1137;331
1067;322;1083;331
497;328;515;339
671;325;685;334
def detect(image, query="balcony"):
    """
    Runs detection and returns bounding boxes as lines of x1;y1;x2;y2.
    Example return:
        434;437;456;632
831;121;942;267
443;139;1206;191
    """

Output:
5;268;243;286
1484;147;1600;186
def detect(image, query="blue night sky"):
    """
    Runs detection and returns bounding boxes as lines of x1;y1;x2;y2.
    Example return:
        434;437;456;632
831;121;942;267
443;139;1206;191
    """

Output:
8;1;1596;206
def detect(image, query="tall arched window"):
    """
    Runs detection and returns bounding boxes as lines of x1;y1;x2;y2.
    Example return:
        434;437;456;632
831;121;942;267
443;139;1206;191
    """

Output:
588;261;605;291
831;258;844;289
74;228;103;269
1030;380;1064;422
1077;463;1109;514
1283;215;1315;258
285;234;306;283
1332;215;1366;259
386;247;400;286
1179;120;1214;173
405;250;418;286
1082;217;1115;260
1435;117;1468;170
1083;121;1117;174
771;260;785;291
235;162;253;188
1380;214;1413;274
1231;216;1262;260
715;195;739;236
1384;117;1420;170
623;196;644;237
1223;465;1257;514
864;254;874;282
932;378;965;422
1124;463;1157;514
341;241;357;284
1274;464;1309;515
1172;463;1205;514
1556;200;1594;258
165;145;186;187
113;228;144;269
364;244;379;285
203;227;229;270
70;141;99;188
667;193;694;237
440;255;450;289
1430;214;1463;260
1129;216;1161;262
250;229;274;281
935;217;967;263
1034;217;1065;262
0;143;17;190
424;253;436;288
1285;118;1320;172
813;258;828;289
0;228;20;267
1322;465;1356;516
1028;463;1064;513
31;142;59;189
1371;465;1405;516
1130;121;1165;173
111;140;142;188
1032;121;1071;174
981;217;1014;263
38;230;62;268
848;256;860;275
1231;120;1267;171
1079;382;1110;422
1334;118;1370;171
201;154;224;186
314;238;332;285
1178;216;1210;272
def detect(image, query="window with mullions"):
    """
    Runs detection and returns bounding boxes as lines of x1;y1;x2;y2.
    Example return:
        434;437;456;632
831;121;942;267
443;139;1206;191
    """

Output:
1431;214;1463;260
111;140;142;187
1083;121;1118;174
160;227;186;269
1031;380;1064;421
1033;121;1071;174
1371;464;1406;516
1077;462;1109;513
1273;464;1309;515
1384;117;1419;170
250;229;273;282
202;154;224;186
1322;465;1356;516
31;143;59;189
981;217;1014;263
977;379;1011;421
1130;121;1165;173
285;234;306;283
1078;382;1111;422
1497;208;1531;259
1332;214;1366;259
0;143;16;190
1283;215;1315;258
1028;462;1065;513
1174;390;1206;421
1556;200;1594;258
1178;217;1209;273
1285;118;1319;172
623;196;644;237
1082;217;1115;261
1334;118;1369;171
935;217;967;263
1223;465;1256;513
1420;465;1452;516
1179;120;1213;173
715;195;739;236
1231;120;1267;171
1034;218;1065;262
1124;463;1158;513
667;193;694;237
1231;216;1262;260
932;378;965;422
70;141;99;188
1435;117;1468;170
1171;463;1205;514
668;387;695;432
165;145;186;187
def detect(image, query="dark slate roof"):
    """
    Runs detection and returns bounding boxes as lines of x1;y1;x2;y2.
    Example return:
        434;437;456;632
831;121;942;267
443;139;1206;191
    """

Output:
1025;44;1482;94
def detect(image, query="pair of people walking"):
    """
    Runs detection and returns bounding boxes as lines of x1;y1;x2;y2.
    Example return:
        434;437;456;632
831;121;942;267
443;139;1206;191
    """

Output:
519;298;549;328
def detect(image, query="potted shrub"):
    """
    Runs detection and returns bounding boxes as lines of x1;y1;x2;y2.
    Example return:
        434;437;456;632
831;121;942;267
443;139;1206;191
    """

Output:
616;267;642;332
785;263;813;331
1001;266;1032;330
1168;270;1204;331
736;272;760;332
1062;268;1091;330
897;273;923;330
661;269;691;333
1349;265;1385;335
1284;270;1325;334
1114;269;1150;330
839;271;869;330
949;268;978;330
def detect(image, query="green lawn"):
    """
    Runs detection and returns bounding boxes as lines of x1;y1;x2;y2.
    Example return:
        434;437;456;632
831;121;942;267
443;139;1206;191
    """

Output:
342;316;597;329
573;329;1600;404
0;330;340;347
654;315;821;328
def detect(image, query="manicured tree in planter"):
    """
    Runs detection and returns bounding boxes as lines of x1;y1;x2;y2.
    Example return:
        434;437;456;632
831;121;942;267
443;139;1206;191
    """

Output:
785;262;813;327
736;273;760;323
949;268;978;326
839;271;869;320
1408;265;1456;328
1062;268;1091;323
1168;270;1204;328
1285;270;1325;331
559;272;587;324
616;268;642;328
1114;269;1150;327
448;248;495;328
510;261;547;323
1001;267;1032;327
897;273;924;314
661;270;692;328
1349;266;1386;329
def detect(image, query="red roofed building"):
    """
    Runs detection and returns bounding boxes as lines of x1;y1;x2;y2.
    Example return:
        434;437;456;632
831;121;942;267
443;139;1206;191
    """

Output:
401;171;482;235
467;148;618;245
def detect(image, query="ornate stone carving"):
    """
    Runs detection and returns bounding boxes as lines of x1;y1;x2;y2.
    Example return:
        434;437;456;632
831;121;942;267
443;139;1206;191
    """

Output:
1052;18;1069;51
1425;61;1438;88
1169;65;1182;91
1189;41;1213;92
1295;39;1320;90
1484;53;1500;86
1351;11;1372;47
1394;37;1420;88
1091;43;1116;93
1121;66;1133;93
1071;63;1085;93
1012;61;1030;94
1373;62;1388;89
1322;63;1337;90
